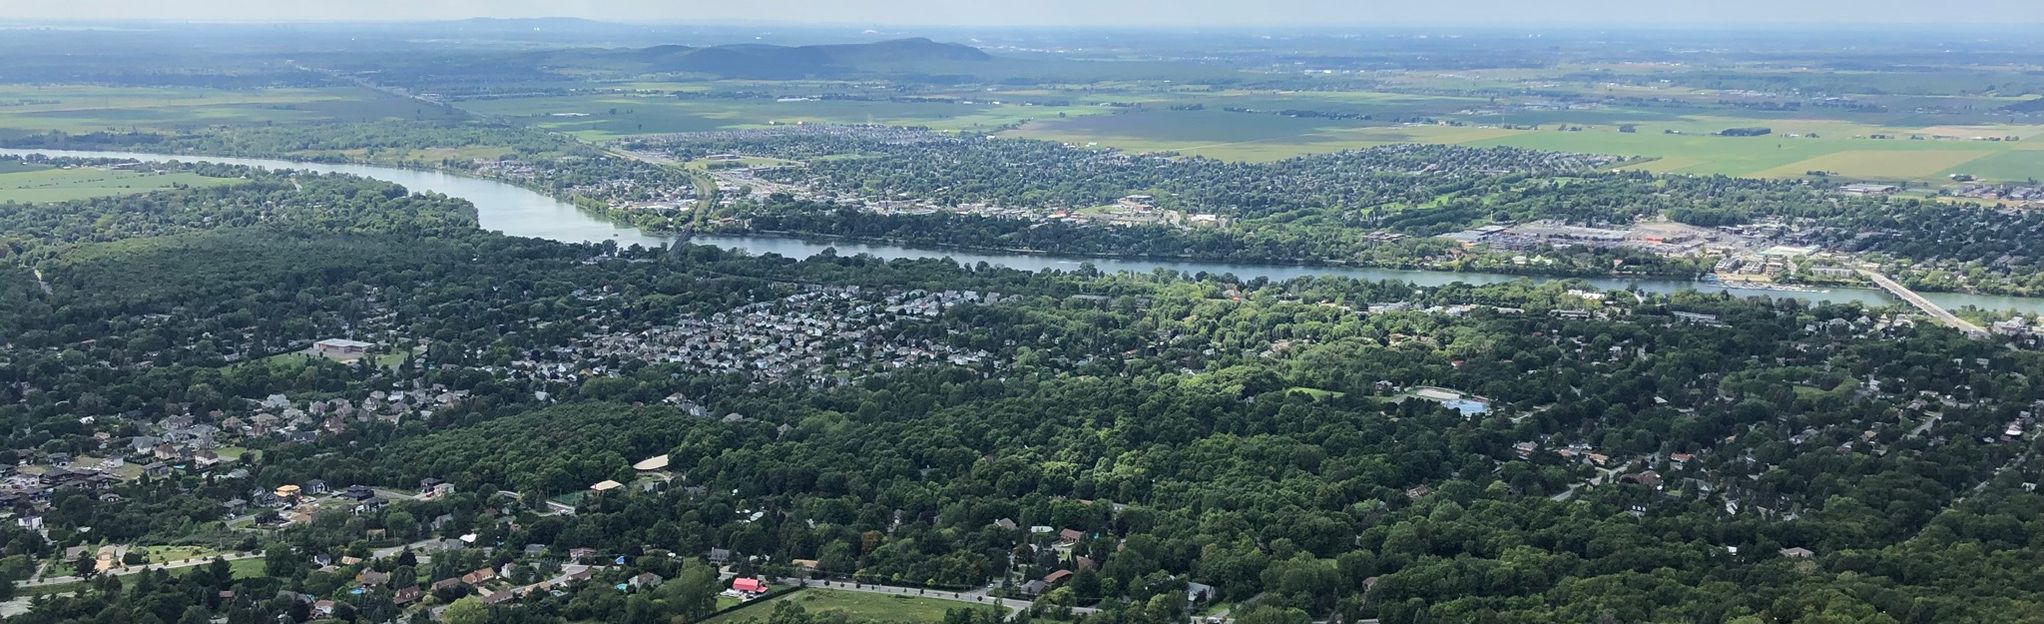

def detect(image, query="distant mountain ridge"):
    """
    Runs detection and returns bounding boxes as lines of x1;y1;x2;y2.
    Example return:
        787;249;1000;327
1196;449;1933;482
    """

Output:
535;37;991;78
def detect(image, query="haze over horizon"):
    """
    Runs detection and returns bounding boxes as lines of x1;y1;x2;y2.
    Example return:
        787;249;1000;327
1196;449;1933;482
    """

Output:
5;0;2041;28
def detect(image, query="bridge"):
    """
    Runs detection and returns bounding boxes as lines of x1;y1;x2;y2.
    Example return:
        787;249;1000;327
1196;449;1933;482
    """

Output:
1857;269;1987;337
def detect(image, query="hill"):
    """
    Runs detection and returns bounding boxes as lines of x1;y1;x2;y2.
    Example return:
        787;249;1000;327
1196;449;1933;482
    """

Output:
2002;96;2044;113
535;37;991;78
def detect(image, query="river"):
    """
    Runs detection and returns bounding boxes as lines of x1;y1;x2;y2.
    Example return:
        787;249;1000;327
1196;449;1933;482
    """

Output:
9;147;2044;315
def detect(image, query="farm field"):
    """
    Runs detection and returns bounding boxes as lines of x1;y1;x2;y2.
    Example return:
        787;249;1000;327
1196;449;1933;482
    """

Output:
700;589;1001;624
0;164;242;203
453;93;1112;139
1005;109;1520;160
1003;103;2044;181
0;85;461;136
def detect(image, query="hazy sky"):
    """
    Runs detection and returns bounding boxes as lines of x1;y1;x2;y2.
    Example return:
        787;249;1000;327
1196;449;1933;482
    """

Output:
2;0;2037;27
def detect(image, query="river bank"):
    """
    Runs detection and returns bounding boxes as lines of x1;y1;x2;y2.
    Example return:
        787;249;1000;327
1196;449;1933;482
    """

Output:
8;147;2044;315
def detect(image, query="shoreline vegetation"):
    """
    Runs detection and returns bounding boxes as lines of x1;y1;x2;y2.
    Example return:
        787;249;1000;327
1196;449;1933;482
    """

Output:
5;146;2031;309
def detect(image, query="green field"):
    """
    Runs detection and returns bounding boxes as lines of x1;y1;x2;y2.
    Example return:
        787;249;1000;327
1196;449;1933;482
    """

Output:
1004;103;2044;181
454;93;1111;139
23;557;264;597
0;85;461;135
0;164;242;203
702;589;1001;624
1007;109;1521;160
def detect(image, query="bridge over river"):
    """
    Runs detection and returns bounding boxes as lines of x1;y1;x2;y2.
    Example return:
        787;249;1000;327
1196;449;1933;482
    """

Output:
1858;270;1988;337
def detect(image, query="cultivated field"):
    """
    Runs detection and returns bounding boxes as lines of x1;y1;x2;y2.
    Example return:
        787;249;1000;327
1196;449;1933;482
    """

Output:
453;93;1111;139
1006;101;2044;181
0;85;461;136
0;163;241;203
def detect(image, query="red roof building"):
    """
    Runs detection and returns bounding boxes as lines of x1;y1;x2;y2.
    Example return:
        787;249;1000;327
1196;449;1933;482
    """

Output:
732;577;768;593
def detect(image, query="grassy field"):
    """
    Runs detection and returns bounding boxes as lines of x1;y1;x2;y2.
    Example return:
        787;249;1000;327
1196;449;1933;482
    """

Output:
0;85;461;135
701;589;1001;624
142;546;230;565
0;164;242;203
453;93;1111;139
1007;109;1520;160
23;557;264;597
1006;103;2044;181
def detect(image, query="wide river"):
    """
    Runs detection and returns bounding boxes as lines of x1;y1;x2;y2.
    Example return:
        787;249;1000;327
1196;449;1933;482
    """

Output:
11;147;2044;315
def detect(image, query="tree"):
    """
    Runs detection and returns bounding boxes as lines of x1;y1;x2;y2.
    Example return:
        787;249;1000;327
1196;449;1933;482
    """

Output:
443;596;487;624
660;560;721;622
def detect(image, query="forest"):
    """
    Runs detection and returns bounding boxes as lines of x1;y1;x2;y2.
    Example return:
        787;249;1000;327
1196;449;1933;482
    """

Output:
0;161;2042;624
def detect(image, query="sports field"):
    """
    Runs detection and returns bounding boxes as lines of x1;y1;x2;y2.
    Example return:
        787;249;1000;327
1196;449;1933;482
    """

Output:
0;163;242;203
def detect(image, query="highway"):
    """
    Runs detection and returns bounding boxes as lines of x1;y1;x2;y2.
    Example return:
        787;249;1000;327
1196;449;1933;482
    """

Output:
1858;269;1987;337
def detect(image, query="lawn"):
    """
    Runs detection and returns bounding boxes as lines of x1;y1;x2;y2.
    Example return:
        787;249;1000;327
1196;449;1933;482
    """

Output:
143;546;228;565
0;166;242;203
702;589;1001;624
22;557;264;597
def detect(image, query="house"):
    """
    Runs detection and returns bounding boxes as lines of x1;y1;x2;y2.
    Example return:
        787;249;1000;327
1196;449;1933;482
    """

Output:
342;484;376;501
568;547;596;561
17;516;43;530
312;600;336;617
432;578;466;593
313;339;375;361
732;577;768;594
1020;580;1048;595
1057;528;1084;544
629;572;664;590
393;587;422;605
142;462;171;478
993;518;1018;530
1187;581;1216;603
221;499;248;515
523;544;548;557
462;567;498;585
359;570;390;588
304;479;329;494
708;547;732;564
1780;547;1816;559
1620;471;1663;489
1044;570;1074;585
482;590;516;605
590;480;624;493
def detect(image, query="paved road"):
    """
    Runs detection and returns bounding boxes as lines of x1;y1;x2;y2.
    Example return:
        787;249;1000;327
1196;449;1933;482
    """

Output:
1551;465;1625;501
1859;270;1987;336
785;578;1099;616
